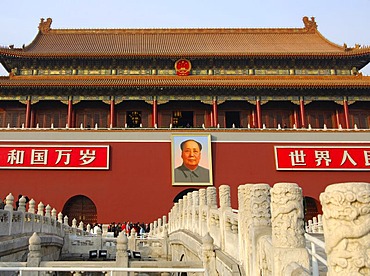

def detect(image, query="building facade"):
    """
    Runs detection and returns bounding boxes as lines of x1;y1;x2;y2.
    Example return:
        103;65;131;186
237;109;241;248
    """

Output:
1;17;370;224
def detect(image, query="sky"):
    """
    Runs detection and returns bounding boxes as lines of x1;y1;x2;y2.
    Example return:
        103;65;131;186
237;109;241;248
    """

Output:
0;0;369;75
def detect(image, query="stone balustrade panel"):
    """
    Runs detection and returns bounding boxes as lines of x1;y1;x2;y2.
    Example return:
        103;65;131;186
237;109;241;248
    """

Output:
223;211;239;261
208;209;221;249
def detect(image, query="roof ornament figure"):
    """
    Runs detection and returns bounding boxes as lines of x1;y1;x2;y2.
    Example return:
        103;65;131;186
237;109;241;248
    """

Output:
302;16;317;32
39;18;52;34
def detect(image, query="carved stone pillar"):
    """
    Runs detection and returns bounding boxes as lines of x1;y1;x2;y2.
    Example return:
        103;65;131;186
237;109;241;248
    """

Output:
172;203;179;231
206;187;217;209
51;208;57;219
218;185;231;251
58;212;63;223
201;233;218;276
4;193;14;212
199;188;207;206
45;204;51;217
199;188;208;237
320;182;370;275
115;231;129;276
192;190;200;235
182;195;188;230
26;232;42;275
187;192;193;230
250;184;271;276
238;184;254;275
270;182;309;275
17;196;27;212
219;185;231;210
28;199;36;214
178;198;183;230
37;202;44;216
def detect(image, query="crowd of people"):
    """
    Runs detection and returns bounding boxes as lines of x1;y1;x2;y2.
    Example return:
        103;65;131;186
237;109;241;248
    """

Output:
107;222;150;237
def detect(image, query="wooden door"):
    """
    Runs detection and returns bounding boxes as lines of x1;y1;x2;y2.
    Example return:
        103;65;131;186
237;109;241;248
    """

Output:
62;195;97;227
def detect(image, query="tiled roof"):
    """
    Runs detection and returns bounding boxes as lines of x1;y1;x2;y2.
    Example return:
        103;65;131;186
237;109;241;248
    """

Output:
1;75;370;89
1;17;369;58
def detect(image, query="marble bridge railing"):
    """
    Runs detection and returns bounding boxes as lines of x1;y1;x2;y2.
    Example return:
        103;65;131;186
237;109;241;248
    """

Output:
0;193;89;238
151;182;370;276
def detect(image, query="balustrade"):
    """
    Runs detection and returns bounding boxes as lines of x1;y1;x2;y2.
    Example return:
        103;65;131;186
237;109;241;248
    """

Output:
1;181;368;275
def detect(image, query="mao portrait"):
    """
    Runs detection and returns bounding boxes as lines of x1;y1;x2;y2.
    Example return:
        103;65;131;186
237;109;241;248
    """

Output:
171;134;213;186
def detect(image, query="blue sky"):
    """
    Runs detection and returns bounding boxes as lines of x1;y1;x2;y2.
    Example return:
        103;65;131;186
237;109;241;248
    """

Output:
1;0;369;75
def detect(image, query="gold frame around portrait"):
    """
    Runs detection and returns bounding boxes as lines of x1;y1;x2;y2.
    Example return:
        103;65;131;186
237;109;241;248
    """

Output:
171;134;213;186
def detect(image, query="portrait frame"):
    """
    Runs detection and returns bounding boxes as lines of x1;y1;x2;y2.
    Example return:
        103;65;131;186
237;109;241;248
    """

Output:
171;134;213;186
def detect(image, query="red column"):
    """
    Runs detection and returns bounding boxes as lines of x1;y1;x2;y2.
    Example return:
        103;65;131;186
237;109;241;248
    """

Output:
67;97;73;128
25;98;31;128
252;110;256;128
343;97;350;129
110;97;115;128
299;97;306;128
335;110;340;129
256;97;262;128
212;97;218;127
152;97;158;127
293;109;299;128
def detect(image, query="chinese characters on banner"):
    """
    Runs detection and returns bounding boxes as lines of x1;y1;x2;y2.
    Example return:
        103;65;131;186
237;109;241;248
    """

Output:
275;146;370;170
0;145;109;169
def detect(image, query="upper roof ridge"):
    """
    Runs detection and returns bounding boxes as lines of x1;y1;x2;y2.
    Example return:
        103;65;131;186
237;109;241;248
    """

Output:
38;17;315;35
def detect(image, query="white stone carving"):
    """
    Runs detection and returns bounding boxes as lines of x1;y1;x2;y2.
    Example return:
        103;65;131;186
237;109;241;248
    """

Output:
320;182;370;275
271;182;305;248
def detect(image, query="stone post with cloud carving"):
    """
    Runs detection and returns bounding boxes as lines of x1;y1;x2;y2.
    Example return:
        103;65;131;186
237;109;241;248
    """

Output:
271;182;309;275
320;182;370;275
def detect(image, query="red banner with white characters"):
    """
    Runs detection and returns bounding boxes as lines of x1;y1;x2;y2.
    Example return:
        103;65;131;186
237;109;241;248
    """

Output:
0;145;109;169
275;146;370;170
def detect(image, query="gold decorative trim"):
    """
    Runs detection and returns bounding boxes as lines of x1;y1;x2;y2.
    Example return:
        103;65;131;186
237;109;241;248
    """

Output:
200;100;213;105
334;100;344;106
115;99;124;105
290;100;300;105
